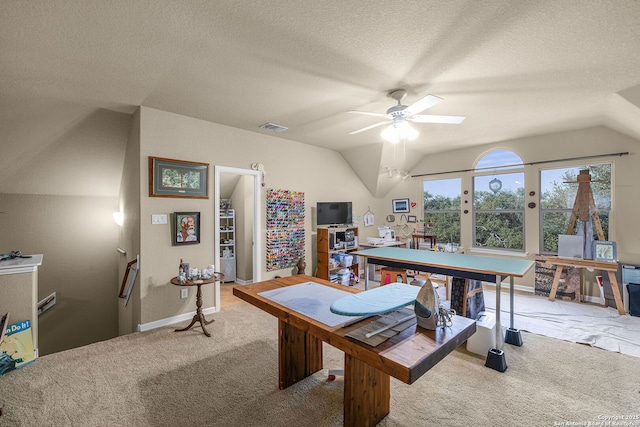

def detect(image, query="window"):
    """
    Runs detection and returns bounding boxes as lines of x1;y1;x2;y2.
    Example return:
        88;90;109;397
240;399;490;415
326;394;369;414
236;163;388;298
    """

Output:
423;177;461;250
539;164;611;253
473;150;525;251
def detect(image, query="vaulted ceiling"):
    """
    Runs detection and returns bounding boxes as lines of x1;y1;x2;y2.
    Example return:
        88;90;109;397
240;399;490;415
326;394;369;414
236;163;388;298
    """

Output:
1;1;639;197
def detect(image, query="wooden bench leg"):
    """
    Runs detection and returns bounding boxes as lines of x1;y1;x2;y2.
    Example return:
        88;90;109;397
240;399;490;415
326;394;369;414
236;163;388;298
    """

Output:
608;271;625;315
548;265;564;301
343;353;390;427
278;320;322;389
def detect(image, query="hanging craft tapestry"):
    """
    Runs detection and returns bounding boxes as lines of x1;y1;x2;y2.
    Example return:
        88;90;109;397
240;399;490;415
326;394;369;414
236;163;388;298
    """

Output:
266;189;305;271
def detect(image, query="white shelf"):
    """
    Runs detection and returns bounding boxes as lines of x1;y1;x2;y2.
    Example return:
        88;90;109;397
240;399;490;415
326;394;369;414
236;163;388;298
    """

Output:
219;209;236;282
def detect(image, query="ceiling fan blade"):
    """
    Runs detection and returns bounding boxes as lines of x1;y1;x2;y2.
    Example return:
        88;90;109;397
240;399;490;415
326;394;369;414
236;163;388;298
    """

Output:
410;114;465;124
349;120;391;135
403;94;442;116
348;110;388;117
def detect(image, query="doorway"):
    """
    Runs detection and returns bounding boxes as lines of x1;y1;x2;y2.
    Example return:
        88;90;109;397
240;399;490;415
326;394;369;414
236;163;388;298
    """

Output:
214;166;262;300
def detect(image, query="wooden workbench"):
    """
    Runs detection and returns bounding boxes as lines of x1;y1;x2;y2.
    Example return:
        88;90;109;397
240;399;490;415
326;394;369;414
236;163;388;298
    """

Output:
546;256;624;315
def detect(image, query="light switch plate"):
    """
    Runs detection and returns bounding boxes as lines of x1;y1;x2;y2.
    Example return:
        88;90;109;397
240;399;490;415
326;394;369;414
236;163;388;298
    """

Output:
152;214;167;225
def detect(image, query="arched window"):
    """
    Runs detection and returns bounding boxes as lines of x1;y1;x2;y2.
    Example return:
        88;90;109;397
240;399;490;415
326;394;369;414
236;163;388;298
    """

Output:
473;150;525;251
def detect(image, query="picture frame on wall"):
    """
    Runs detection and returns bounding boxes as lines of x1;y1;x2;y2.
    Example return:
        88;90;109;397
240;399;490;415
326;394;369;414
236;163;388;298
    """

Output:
593;240;616;262
392;198;410;213
407;215;417;223
173;212;201;246
149;157;209;198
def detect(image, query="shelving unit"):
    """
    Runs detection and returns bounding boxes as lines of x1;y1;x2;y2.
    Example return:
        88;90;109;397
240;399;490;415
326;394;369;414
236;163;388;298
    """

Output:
219;209;236;282
316;226;359;285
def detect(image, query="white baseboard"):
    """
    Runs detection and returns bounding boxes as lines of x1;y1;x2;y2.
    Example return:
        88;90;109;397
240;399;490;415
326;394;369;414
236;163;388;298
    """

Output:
137;306;219;332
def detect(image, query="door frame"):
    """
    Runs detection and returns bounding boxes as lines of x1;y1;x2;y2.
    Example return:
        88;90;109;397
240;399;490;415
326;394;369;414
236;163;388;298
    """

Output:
214;166;262;296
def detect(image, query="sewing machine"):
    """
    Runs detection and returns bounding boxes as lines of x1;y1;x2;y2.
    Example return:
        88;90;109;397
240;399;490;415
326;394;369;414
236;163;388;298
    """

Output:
378;226;395;240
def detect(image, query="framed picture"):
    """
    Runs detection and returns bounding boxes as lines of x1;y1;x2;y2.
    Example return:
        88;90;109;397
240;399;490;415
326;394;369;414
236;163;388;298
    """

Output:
593;240;616;262
392;198;410;213
149;157;209;198
407;215;417;223
118;257;139;307
173;212;201;246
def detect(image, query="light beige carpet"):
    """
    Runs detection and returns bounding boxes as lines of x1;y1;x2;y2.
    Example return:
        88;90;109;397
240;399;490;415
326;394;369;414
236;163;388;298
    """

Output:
1;300;639;426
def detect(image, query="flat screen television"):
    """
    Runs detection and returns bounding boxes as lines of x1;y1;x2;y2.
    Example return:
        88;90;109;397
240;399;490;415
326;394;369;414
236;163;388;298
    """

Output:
317;202;352;227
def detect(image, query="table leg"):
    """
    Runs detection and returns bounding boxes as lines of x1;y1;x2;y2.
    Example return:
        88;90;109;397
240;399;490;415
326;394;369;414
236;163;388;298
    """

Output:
174;284;214;337
608;271;626;315
504;276;523;346
278;320;323;389
343;353;390;427
548;265;564;301
486;274;507;372
364;258;369;290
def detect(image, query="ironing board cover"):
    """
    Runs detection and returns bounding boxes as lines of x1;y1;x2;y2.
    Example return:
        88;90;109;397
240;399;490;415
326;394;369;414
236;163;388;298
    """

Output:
330;283;420;316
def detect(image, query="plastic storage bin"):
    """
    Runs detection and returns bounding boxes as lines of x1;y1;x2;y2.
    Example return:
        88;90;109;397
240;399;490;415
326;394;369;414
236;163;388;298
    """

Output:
466;311;496;356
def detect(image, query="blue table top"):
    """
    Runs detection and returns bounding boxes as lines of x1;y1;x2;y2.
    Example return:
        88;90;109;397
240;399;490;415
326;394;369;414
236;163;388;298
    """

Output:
353;247;533;277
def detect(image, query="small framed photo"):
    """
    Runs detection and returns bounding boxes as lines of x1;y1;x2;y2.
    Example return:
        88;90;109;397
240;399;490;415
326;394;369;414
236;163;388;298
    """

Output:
593;240;616;262
173;212;201;246
407;215;417;223
149;157;209;198
392;198;410;213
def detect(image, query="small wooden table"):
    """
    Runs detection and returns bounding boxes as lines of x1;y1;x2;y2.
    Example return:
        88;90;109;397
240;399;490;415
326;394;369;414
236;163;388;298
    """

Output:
412;233;436;249
171;273;223;337
233;275;476;427
546;256;624;315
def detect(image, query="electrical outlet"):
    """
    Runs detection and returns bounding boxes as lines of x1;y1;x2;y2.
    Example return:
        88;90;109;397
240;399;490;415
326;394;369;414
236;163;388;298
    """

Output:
181;288;188;299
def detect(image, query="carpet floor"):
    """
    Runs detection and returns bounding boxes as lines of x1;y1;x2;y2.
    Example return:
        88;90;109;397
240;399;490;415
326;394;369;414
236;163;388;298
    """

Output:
1;298;639;426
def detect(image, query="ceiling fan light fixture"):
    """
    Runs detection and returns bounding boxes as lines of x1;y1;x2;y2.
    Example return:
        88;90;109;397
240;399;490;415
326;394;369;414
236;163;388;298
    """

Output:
381;121;418;144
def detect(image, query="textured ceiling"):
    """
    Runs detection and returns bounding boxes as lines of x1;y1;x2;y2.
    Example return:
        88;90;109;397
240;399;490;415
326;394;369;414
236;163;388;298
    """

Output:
1;1;640;196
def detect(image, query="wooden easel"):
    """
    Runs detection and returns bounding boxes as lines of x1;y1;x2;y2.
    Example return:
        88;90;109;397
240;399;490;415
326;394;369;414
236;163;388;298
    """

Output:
565;169;605;241
548;170;625;314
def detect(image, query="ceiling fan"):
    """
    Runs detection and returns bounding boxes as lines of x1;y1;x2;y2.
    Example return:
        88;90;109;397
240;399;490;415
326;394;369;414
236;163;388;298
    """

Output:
348;89;465;143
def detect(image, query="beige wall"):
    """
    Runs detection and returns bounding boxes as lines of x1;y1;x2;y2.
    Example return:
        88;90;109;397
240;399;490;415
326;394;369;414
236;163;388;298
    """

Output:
387;126;640;295
1;108;130;354
134;107;383;326
0;194;119;355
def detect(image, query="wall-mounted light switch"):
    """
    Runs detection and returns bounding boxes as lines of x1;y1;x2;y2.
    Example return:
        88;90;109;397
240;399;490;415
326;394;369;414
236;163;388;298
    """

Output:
181;288;188;299
152;214;167;225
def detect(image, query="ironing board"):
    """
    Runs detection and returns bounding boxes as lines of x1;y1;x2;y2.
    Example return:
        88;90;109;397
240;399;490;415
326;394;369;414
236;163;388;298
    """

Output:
330;283;420;316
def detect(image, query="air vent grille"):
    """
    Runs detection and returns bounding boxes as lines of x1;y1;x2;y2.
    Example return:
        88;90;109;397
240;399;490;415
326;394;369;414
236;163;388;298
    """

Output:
259;122;288;132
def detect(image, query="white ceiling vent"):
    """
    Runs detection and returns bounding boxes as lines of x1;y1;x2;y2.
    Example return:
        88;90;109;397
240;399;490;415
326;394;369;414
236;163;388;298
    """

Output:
259;122;288;132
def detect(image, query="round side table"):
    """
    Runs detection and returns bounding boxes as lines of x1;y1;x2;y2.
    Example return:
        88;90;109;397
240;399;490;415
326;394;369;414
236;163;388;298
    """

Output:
171;272;223;337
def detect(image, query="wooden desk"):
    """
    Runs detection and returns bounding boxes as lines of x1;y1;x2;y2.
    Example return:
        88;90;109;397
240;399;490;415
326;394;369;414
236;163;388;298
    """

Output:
353;247;534;372
233;275;475;427
546;256;624;315
171;273;223;337
412;233;436;249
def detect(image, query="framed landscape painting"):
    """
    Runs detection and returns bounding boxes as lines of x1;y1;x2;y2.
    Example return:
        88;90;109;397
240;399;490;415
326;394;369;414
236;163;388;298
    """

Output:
149;157;209;198
392;198;410;213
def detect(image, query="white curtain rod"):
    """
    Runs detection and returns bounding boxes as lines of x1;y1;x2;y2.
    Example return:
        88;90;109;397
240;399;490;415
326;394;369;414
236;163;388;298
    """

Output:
411;151;629;178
